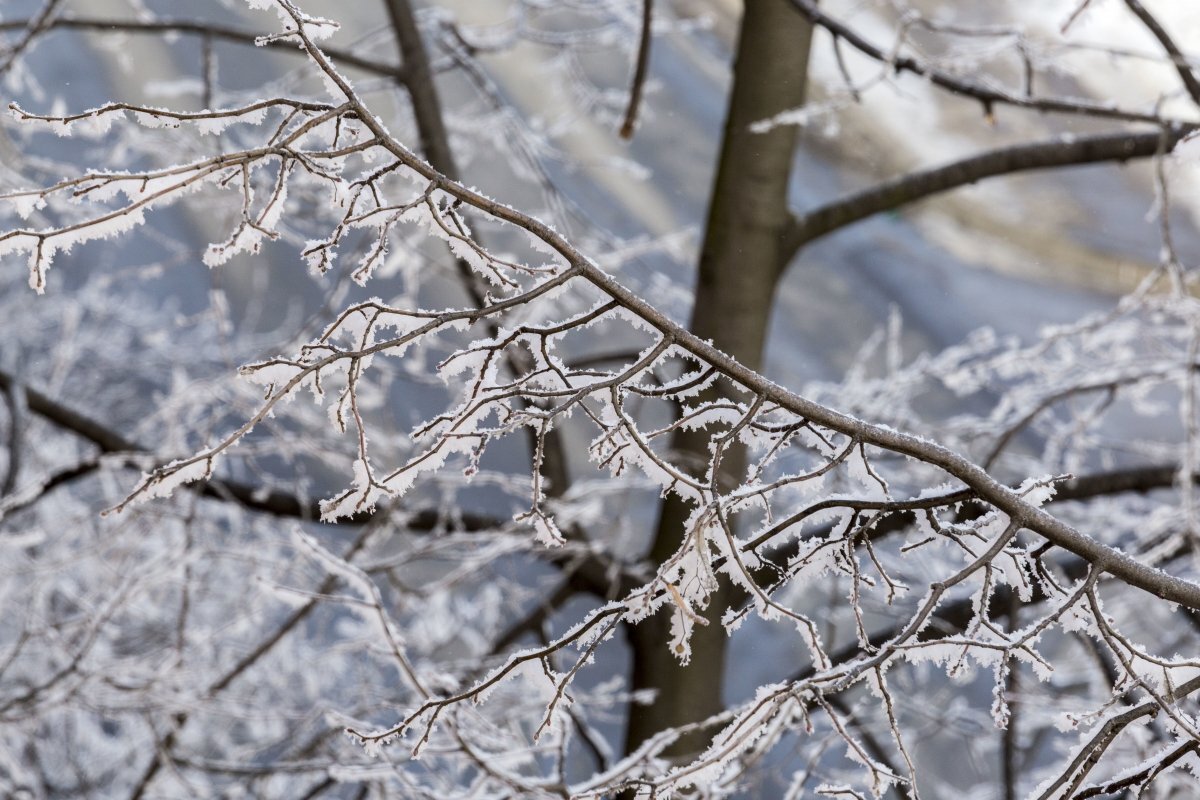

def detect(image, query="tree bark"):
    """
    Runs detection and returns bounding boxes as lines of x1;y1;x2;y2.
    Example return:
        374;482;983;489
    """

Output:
623;0;813;758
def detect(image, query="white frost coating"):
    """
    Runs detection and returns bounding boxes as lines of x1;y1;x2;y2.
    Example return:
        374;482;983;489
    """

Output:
10;193;45;220
438;346;490;381
71;113;116;138
997;550;1034;601
903;641;966;670
333;303;378;347
514;659;560;708
204;172;288;267
131;111;180;130
608;304;658;334
447;236;493;281
525;230;559;256
845;447;887;498
303;238;336;273
240;360;308;395
1016;475;1058;508
130;458;213;505
320;459;384;522
522;509;565;547
676;404;746;432
667;597;696;664
320;71;346;101
1012;647;1055;682
0;232;39;260
204;228;259;268
10;206;147;292
194;117;236;137
377;313;431;356
258;177;289;232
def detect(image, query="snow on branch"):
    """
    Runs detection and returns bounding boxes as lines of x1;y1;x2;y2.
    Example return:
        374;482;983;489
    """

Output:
7;1;1200;797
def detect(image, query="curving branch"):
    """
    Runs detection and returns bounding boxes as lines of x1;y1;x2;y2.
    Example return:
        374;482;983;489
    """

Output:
1074;740;1200;798
739;462;1199;611
1121;0;1200;107
618;0;654;140
778;127;1192;272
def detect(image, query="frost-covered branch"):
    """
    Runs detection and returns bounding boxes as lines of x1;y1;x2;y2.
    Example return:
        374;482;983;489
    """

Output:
6;1;1200;797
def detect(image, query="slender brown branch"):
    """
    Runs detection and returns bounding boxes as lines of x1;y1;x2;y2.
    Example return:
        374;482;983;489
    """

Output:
0;375;23;497
0;372;139;454
778;127;1191;271
745;463;1193;559
1056;464;1183;501
1122;0;1200;107
618;0;654;140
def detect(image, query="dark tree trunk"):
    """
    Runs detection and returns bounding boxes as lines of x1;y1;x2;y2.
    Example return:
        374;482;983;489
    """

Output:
623;0;813;759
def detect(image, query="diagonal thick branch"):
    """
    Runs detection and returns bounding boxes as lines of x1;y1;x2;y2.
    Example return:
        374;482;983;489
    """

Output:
778;127;1192;272
280;7;1200;613
1121;0;1200;107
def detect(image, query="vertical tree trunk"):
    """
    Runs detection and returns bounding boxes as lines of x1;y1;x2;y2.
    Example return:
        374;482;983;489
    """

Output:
624;0;813;758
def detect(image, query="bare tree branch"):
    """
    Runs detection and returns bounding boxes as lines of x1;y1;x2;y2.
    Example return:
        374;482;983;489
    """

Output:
382;0;457;178
1121;0;1200;107
778;127;1191;272
618;0;654;140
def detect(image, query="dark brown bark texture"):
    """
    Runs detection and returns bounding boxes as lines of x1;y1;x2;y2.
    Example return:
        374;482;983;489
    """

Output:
623;0;814;758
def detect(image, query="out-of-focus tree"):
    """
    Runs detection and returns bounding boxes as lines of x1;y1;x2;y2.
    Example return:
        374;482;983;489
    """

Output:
1;1;1200;798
